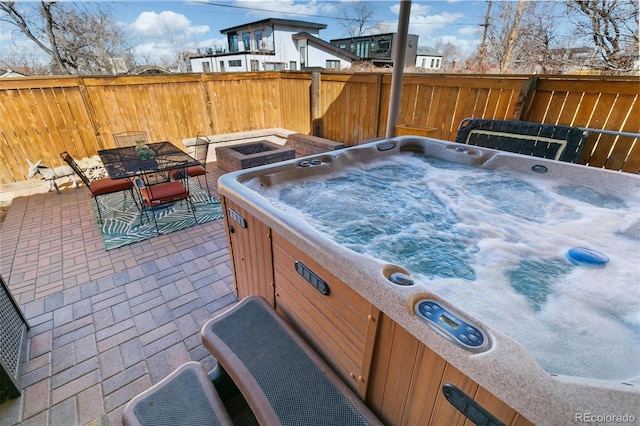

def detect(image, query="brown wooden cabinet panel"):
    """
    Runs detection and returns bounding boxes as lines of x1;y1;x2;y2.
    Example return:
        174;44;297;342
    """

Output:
463;387;519;426
402;342;448;425
221;197;274;305
430;365;480;426
272;231;378;397
367;313;534;426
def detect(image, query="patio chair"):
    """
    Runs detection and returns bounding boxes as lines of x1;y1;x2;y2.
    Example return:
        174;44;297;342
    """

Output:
134;160;197;234
60;151;135;224
455;118;588;163
113;130;148;148
169;135;211;194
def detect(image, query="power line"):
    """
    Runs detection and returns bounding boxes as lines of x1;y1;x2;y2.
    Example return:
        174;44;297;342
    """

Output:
193;1;480;26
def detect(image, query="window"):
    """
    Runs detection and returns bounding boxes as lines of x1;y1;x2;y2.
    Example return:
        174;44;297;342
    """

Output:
229;60;242;67
356;40;370;58
378;39;390;53
300;45;306;67
228;33;238;53
431;58;435;68
326;60;340;70
264;62;285;71
339;43;347;49
250;60;259;71
242;32;250;50
255;30;268;50
220;61;225;72
436;59;440;68
290;61;297;70
421;58;426;68
202;61;211;72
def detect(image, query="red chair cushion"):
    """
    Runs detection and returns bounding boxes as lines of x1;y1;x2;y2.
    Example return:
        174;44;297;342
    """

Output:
141;181;189;206
186;165;206;177
170;165;206;179
90;178;132;196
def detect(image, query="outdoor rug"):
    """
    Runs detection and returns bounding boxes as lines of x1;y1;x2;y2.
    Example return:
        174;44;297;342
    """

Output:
93;181;223;250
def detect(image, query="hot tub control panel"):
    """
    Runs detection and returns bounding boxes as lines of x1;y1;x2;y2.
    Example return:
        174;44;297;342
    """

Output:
415;300;489;352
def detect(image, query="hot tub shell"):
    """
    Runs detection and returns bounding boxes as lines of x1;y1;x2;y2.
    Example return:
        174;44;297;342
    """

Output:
218;136;640;425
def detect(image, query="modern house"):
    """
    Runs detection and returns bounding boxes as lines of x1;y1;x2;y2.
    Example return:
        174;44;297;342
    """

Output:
329;33;419;67
189;18;355;73
415;46;442;70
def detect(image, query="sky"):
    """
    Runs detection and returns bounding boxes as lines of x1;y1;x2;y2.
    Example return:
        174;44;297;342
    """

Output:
119;0;490;61
1;1;495;66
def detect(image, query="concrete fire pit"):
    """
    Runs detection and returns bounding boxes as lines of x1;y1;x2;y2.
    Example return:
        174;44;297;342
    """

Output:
216;140;295;172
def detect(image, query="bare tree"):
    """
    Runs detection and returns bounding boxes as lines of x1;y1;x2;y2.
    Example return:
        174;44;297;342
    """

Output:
501;0;526;73
566;0;639;73
482;1;563;74
434;40;463;72
0;1;133;75
0;48;50;75
339;1;383;37
161;26;195;73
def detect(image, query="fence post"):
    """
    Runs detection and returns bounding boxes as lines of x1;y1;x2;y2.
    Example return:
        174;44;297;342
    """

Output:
311;72;322;137
77;76;103;152
373;74;383;138
514;76;538;120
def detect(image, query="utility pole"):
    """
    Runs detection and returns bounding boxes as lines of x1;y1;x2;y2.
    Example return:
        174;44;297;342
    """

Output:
477;0;492;72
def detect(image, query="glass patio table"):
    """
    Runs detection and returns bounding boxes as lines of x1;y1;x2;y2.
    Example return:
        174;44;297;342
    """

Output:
98;141;200;180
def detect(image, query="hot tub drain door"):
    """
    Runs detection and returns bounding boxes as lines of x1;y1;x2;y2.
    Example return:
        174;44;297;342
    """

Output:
442;383;505;426
295;261;329;295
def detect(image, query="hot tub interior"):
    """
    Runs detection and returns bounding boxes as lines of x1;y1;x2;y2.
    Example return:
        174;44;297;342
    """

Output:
243;141;640;383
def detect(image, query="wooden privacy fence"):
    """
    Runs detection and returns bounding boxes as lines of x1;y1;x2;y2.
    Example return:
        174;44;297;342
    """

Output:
1;72;638;184
315;73;640;173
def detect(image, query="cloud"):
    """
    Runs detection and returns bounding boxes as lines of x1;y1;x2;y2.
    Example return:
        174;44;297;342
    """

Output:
131;11;207;38
391;3;432;16
436;35;479;56
128;10;213;64
186;25;210;37
233;0;338;19
459;25;482;36
384;4;465;40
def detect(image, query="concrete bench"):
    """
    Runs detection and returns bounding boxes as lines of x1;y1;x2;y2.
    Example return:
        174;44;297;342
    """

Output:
201;296;382;425
286;133;345;157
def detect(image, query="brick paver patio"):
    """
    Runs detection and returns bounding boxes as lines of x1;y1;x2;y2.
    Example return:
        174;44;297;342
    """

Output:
0;165;238;425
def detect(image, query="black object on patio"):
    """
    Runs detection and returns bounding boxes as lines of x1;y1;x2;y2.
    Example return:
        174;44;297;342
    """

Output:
170;135;212;194
61;151;136;224
455;118;588;163
201;296;382;425
1;274;29;403
122;361;233;426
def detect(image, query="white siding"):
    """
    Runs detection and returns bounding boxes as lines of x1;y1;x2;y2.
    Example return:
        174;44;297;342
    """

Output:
191;58;216;73
306;44;350;69
190;22;350;73
416;55;442;69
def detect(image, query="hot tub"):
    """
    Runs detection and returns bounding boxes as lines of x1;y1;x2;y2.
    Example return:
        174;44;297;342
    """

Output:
219;136;640;424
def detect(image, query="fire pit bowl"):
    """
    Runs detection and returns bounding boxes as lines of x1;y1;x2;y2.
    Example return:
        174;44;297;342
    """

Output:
216;140;295;172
